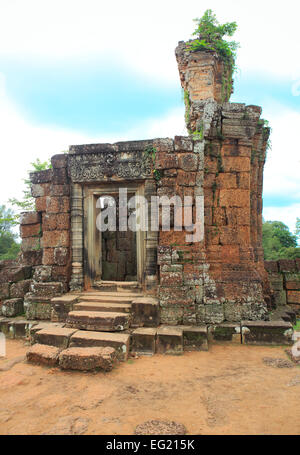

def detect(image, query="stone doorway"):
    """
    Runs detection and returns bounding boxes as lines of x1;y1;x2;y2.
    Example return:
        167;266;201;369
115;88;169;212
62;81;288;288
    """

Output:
101;192;137;282
83;184;145;289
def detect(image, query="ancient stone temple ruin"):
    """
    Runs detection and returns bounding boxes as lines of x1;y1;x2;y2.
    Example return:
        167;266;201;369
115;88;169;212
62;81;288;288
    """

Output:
0;37;298;368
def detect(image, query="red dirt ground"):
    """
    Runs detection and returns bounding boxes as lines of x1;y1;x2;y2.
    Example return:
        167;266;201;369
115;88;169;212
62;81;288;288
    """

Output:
0;339;300;435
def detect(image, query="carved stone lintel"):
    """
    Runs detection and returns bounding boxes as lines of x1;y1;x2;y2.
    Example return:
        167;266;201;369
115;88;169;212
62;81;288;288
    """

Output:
68;151;152;183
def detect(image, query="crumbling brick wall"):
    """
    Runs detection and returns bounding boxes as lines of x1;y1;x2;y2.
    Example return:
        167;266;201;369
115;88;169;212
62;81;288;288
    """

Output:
12;39;272;326
19;154;71;320
152;41;272;325
265;259;300;316
0;260;32;318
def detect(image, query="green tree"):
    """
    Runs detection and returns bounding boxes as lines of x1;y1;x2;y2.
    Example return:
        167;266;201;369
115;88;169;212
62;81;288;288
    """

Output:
263;220;300;260
8;158;52;217
189;9;239;70
296;218;300;241
0;205;20;260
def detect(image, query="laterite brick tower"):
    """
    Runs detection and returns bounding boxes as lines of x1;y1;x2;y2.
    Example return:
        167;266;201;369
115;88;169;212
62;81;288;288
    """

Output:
171;40;271;323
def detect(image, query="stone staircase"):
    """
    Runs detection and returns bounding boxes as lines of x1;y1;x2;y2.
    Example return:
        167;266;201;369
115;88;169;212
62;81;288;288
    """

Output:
26;284;159;369
2;284;296;372
65;289;141;332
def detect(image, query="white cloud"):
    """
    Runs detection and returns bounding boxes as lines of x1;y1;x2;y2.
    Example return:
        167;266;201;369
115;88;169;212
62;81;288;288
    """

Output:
0;0;299;83
0;73;185;206
263;104;300;202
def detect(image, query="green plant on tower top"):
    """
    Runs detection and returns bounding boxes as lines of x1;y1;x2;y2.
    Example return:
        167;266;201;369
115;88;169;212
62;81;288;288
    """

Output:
188;9;239;73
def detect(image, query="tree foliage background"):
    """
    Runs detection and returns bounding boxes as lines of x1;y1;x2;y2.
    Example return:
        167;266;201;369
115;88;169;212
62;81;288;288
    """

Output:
0;205;20;260
262;219;300;260
0;159;51;261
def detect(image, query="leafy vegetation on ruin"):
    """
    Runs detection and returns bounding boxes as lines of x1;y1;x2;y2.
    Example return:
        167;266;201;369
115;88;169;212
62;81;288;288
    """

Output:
188;9;239;72
187;10;239;102
144;146;161;182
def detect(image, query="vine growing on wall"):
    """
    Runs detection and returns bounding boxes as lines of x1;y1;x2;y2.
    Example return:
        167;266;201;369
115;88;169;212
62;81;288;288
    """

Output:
144;146;161;182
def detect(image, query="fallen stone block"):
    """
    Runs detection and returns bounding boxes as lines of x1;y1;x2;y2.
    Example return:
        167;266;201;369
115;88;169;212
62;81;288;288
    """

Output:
156;327;183;355
25;301;52;320
131;328;157;355
208;323;241;344
241;320;294;346
1;298;24;317
26;344;60;367
180;325;209;351
0;265;32;283
58;346;117;372
10;280;32;299
30;282;63;297
70;330;130;361
131;297;160;328
51;294;78;322
34;327;77;348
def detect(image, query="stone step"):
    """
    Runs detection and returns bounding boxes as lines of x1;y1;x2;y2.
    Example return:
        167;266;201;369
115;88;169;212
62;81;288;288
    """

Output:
178;325;209;351
34;326;78;348
95;280;139;287
74;301;131;314
241;320;294;345
93;281;141;293
156;327;183;355
70;330;130;360
79;291;143;298
66;311;130;332
29;321;65;342
131;328;157;355
26;343;60;367
78;295;136;304
58;346;117;372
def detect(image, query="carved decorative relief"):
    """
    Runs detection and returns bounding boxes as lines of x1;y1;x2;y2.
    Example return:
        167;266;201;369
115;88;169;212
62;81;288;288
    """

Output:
69;151;152;183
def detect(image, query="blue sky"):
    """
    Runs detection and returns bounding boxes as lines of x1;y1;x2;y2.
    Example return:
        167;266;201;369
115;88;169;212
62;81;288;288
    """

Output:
0;0;299;234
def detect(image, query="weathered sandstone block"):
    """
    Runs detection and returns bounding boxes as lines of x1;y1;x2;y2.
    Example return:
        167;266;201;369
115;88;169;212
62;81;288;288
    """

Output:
20;212;41;225
10;280;31;298
26;344;60;367
58;346;117;371
1;298;24;317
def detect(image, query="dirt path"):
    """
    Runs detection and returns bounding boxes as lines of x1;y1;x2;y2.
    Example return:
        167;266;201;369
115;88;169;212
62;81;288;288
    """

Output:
0;339;300;435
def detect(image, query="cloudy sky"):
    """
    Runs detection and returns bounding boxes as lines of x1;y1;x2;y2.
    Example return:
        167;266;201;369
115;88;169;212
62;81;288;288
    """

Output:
0;0;299;233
